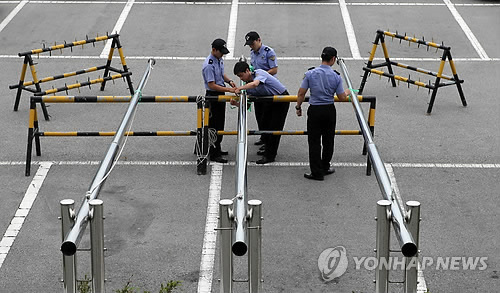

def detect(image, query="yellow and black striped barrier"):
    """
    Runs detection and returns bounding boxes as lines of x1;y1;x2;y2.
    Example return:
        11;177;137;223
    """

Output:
25;95;376;176
9;33;134;121
359;30;466;114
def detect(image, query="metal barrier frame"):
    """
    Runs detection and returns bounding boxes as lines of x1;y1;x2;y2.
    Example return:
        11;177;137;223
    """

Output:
358;29;466;114
24;95;376;177
338;58;421;292
9;34;134;120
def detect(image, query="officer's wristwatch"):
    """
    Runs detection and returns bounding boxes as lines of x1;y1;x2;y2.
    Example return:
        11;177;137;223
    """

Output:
295;105;302;110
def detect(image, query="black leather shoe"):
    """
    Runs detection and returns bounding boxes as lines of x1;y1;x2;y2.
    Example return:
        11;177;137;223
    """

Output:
220;150;229;156
257;150;266;156
324;167;336;175
256;157;275;165
254;139;264;146
259;145;266;151
210;156;228;163
304;173;324;181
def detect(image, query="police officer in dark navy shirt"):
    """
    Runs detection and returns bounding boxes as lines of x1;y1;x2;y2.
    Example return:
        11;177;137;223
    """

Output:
202;38;236;163
245;31;278;147
296;47;351;180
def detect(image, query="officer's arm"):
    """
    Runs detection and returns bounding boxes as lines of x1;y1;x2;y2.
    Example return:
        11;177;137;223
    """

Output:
337;88;351;102
267;67;278;76
208;81;234;93
296;87;307;117
238;79;261;90
223;74;236;88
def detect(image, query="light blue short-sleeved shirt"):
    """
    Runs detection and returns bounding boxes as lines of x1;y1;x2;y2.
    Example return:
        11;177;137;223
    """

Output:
246;69;286;96
300;65;344;105
250;45;278;74
202;54;226;90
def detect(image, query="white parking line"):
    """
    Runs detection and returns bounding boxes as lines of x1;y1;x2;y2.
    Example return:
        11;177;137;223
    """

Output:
443;0;489;60
385;163;428;293
99;0;135;58
0;0;28;34
0;162;52;268
339;0;361;60
197;163;223;293
226;0;239;59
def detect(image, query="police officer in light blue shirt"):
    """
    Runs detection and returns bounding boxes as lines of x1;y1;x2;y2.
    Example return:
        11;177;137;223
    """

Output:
202;38;236;163
233;61;289;164
296;47;350;181
245;31;278;147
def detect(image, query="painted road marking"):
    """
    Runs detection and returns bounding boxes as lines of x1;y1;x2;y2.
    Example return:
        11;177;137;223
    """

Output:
197;163;223;293
339;0;362;60
1;161;499;168
99;0;135;58
443;0;490;60
226;0;239;59
386;163;428;293
0;162;52;268
0;0;28;34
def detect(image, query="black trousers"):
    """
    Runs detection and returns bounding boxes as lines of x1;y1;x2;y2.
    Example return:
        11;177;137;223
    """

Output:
262;90;290;159
307;104;337;176
206;90;226;156
254;99;270;142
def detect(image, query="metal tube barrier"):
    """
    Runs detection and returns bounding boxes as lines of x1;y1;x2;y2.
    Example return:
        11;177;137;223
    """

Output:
219;199;234;293
89;199;105;293
405;201;421;293
376;200;391;293
232;89;249;257
60;199;76;293
337;58;417;257
60;59;155;257
247;200;262;293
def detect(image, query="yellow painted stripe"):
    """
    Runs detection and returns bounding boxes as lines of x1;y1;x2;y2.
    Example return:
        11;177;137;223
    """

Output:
31;49;43;54
30;65;39;82
45;89;57;94
449;60;457;75
428;42;439;48
369;109;376;127
73;40;86;46
20;63;27;81
110;73;122;79
23;81;34;86
29;109;35;128
99;132;116;136
64;72;77;78
118;48;127;66
107;47;115;60
67;83;81;90
369;43;378;61
204;107;210;125
41;76;55;82
384;31;396;38
218;131;237;135
371;69;385;76
415;81;426;87
44;132;78;136
381;42;390;59
336;130;361;135
156;131;192;136
395;75;408;82
437;60;445;78
100;96;130;102
272;95;297;102
155;96;189;102
51;44;65;50
95;36;109;42
197;109;202;128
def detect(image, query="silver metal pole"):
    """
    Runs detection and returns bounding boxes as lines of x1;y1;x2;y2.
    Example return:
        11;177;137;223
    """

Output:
60;199;76;293
405;201;421;293
89;199;105;293
248;200;262;293
376;200;391;293
219;199;234;293
232;88;248;257
337;58;417;257
61;59;155;256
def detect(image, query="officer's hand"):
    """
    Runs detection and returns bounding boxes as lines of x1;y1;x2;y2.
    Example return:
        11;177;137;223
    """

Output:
226;87;235;93
296;108;302;117
234;88;241;94
229;80;236;88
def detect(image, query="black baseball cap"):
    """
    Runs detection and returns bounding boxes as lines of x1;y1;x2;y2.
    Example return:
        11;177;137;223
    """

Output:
244;31;260;46
321;46;337;59
212;38;230;54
